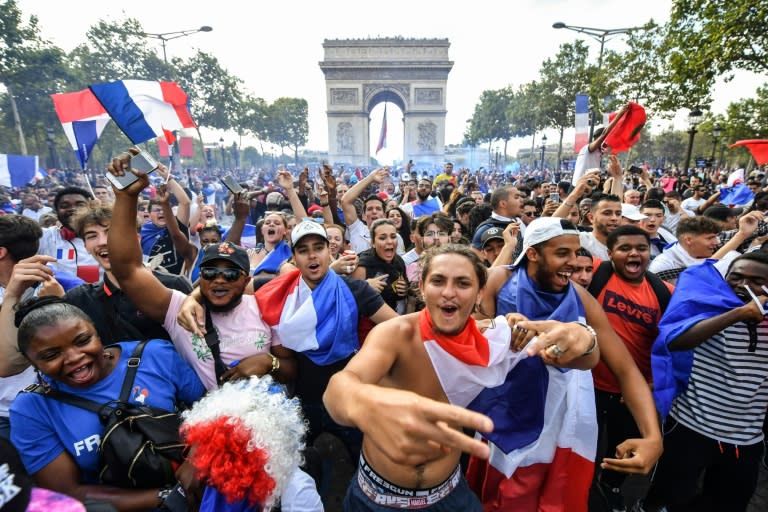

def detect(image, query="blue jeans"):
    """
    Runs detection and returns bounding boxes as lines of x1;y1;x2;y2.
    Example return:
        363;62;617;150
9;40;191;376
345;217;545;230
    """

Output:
343;471;482;511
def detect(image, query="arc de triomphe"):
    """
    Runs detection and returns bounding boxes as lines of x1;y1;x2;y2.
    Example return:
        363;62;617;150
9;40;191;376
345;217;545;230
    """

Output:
319;38;453;167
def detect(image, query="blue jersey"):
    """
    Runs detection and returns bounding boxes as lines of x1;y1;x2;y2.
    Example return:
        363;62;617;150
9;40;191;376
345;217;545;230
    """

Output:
10;339;204;481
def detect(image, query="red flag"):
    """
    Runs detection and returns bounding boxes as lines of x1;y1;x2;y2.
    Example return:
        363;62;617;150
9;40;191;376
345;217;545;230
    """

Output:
604;102;646;154
376;103;387;154
179;136;194;157
157;137;170;157
729;140;768;165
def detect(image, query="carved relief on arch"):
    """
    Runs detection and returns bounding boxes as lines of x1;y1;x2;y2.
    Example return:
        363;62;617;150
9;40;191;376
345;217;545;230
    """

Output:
336;122;355;153
415;88;442;105
330;88;359;105
417;121;437;153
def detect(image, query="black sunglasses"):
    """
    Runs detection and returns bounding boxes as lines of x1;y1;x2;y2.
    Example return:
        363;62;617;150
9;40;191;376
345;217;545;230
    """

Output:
200;267;245;282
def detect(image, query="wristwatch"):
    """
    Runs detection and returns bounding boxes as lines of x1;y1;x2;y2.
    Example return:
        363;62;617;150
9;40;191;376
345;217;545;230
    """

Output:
157;485;174;507
269;353;280;374
576;322;598;356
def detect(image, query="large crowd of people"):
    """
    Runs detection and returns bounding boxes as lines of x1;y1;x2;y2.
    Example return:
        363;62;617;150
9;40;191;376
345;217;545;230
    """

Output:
0;132;766;512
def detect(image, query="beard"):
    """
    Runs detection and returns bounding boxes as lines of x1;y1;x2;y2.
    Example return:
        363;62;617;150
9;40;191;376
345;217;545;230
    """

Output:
417;190;431;201
203;294;243;313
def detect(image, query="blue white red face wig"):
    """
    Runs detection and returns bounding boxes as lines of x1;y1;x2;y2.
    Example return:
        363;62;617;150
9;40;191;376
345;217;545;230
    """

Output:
181;376;306;510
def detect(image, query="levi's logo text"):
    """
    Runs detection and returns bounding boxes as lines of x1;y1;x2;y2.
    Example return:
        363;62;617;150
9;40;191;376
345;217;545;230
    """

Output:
602;290;658;328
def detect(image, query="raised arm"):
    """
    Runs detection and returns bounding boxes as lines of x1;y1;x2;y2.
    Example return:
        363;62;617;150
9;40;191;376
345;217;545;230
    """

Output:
156;184;197;271
276;170;308;219
607;155;624;198
0;255;58;376
588;103;628;153
340;167;388;226
553;170;601;219
224;192;251;246
576;286;663;475
669;298;765;351
156;164;191;226
107;149;173;324
320;164;342;226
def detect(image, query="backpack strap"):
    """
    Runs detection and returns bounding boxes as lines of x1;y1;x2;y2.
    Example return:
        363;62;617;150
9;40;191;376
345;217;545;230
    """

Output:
22;384;103;414
587;261;614;298
117;339;149;403
644;270;672;314
204;308;230;382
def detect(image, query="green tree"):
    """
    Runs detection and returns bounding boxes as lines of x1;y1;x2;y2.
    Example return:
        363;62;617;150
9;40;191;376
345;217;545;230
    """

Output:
267;97;308;164
537;41;594;169
666;0;768;90
175;51;243;131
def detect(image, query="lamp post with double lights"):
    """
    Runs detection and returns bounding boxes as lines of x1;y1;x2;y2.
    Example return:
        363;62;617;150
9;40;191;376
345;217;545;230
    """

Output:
142;26;213;64
552;22;640;140
540;134;548;172
683;107;703;173
710;123;722;169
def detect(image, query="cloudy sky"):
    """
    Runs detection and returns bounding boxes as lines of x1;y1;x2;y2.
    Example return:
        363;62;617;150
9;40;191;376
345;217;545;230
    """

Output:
18;0;764;163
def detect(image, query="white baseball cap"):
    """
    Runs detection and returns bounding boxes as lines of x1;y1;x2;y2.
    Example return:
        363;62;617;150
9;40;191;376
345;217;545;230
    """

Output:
512;217;580;267
291;220;328;246
621;203;648;221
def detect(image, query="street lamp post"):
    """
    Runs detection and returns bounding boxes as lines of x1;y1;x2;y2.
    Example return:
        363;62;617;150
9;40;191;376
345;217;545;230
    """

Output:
710;123;722;169
219;137;226;169
553;22;641;140
540;135;548;172
683;108;703;173
142;26;213;64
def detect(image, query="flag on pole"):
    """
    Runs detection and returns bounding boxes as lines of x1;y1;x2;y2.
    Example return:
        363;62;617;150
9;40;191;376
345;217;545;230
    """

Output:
89;80;196;144
376;102;387;154
50;89;111;169
574;95;589;153
0;154;40;188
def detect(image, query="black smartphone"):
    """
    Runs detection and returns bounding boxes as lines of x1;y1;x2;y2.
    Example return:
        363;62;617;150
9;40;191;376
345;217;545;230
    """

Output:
105;150;159;190
221;174;244;194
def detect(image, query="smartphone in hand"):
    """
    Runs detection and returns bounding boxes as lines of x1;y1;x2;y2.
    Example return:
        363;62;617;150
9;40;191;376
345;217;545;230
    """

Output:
221;174;244;194
105;150;159;190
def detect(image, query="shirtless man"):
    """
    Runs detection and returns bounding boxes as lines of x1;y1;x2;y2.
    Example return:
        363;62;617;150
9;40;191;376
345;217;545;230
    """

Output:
324;245;598;511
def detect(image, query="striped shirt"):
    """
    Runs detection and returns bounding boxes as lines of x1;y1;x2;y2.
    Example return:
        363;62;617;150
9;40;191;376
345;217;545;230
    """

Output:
671;319;768;445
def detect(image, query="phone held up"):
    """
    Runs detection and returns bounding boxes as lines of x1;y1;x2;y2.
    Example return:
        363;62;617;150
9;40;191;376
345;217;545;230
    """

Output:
221;174;244;194
105;150;160;190
549;192;560;203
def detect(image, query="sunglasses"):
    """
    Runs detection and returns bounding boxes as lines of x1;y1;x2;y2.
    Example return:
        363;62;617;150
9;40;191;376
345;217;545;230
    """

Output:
199;267;245;282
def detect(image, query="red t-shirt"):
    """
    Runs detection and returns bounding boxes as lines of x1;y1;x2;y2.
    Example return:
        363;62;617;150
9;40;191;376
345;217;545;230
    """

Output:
592;274;674;393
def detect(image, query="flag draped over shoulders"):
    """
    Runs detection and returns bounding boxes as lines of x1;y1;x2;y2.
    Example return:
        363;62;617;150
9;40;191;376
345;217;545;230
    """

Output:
252;241;291;275
255;269;358;366
465;266;596;512
651;260;744;418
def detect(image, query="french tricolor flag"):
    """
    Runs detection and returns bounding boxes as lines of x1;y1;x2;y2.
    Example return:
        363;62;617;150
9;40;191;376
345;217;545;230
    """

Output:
256;270;358;366
425;316;597;511
56;248;76;261
574;94;589;153
50;89;111;169
89;80;196;144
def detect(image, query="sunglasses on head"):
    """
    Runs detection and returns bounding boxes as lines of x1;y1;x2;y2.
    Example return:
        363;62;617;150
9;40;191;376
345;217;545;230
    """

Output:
199;267;244;282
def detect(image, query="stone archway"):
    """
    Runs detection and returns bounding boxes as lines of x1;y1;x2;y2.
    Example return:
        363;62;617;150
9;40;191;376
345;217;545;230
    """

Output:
319;38;453;167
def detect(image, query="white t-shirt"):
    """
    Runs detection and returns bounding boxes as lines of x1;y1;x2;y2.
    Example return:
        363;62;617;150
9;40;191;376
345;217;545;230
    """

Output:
572;145;602;183
680;197;706;217
579;231;609;261
163;290;278;390
21;206;52;222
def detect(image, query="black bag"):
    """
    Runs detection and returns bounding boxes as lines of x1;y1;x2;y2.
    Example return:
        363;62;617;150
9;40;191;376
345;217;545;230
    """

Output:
25;340;185;488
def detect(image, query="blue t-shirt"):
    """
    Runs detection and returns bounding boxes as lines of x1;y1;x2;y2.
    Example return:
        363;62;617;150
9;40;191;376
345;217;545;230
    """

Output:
10;339;204;481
